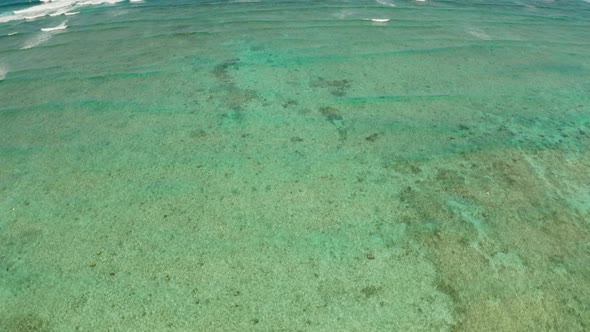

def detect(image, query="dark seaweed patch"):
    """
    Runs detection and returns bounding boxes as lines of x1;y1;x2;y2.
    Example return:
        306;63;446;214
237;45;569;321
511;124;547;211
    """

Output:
311;78;352;96
213;58;240;81
319;106;343;123
318;106;347;141
365;132;381;142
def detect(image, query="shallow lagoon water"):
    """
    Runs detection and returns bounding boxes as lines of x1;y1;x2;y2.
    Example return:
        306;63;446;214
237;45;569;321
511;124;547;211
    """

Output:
1;0;590;330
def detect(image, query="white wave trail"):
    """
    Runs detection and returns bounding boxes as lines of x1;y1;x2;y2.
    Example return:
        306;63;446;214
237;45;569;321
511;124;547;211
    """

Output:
0;0;125;23
0;66;6;81
41;21;68;32
376;0;396;7
21;32;53;50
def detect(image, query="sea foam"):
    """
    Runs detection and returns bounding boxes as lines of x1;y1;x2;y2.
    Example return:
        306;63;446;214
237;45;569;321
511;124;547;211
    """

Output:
21;32;53;50
376;0;396;7
0;0;125;23
41;21;68;32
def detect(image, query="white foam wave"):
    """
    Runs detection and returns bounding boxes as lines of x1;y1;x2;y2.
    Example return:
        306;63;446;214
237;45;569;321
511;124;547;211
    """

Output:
41;21;68;32
334;10;354;19
24;13;48;20
0;67;6;81
21;32;53;50
466;27;491;40
50;10;70;17
376;0;396;7
0;0;125;24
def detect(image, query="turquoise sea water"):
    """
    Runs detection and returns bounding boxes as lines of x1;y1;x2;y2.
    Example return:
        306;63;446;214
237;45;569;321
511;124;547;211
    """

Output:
1;0;590;330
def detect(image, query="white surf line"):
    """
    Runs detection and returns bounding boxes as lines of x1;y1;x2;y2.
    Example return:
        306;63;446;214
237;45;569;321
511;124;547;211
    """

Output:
1;0;125;24
41;21;68;32
362;18;391;24
0;66;6;81
50;10;70;17
21;32;53;49
15;0;77;21
466;27;492;40
376;0;396;7
24;13;48;20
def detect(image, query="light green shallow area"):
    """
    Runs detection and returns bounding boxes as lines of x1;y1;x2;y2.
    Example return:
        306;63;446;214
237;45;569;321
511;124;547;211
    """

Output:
1;0;590;330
